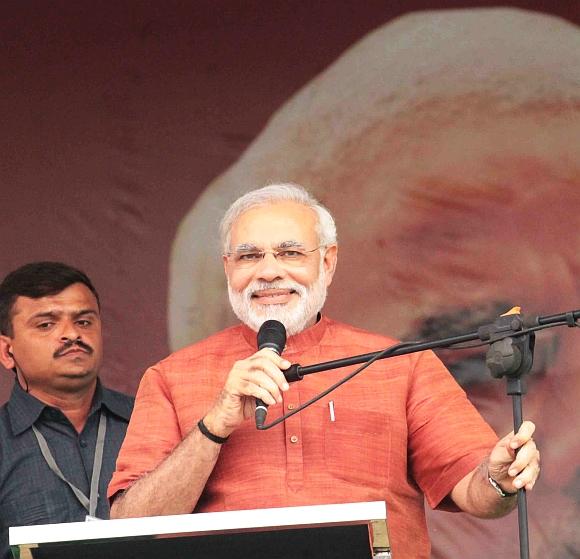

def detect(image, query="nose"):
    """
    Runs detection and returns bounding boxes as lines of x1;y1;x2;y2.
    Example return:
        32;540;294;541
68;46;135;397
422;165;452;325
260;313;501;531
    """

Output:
59;319;82;342
255;252;287;282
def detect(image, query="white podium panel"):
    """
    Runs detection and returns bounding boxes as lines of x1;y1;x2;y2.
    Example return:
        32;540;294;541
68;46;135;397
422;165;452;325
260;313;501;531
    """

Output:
9;501;389;559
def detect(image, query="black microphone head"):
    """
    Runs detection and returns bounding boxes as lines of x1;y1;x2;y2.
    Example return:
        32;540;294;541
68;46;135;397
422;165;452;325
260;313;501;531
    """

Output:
257;320;287;354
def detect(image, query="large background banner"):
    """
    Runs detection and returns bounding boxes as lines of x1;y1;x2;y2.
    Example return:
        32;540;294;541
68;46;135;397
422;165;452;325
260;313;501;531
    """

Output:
1;2;579;557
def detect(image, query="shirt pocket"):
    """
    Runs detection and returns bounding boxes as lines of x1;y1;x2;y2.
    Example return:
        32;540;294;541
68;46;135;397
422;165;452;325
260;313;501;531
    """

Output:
323;406;391;490
1;487;70;528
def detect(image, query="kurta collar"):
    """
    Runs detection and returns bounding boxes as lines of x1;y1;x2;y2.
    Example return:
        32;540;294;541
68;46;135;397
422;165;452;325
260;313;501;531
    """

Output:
239;313;328;357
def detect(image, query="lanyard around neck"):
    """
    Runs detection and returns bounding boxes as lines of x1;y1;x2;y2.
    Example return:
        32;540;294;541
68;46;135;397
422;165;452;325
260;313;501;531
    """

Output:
32;411;107;518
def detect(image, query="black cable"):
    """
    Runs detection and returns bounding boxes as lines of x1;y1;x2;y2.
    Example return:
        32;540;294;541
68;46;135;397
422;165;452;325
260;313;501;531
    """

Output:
258;319;575;430
258;341;417;430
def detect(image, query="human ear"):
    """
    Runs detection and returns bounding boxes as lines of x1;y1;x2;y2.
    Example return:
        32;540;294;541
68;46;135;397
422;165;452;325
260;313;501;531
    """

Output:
0;335;15;370
322;245;338;287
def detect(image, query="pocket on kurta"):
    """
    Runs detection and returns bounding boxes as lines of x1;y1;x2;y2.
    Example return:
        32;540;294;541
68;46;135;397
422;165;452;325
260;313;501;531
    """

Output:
323;407;391;490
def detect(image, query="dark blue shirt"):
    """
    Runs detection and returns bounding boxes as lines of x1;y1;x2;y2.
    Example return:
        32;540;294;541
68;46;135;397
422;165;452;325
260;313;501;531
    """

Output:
0;381;133;559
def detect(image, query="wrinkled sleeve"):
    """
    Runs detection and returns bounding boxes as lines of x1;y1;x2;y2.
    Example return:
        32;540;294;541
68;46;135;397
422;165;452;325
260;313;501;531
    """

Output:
107;364;181;501
406;350;498;510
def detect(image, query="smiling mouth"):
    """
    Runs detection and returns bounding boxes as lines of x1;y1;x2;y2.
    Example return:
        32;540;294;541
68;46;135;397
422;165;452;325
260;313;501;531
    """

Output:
251;288;297;303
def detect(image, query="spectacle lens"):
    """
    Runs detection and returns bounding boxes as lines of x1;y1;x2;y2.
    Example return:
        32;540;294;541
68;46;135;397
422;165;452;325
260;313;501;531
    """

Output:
228;247;323;268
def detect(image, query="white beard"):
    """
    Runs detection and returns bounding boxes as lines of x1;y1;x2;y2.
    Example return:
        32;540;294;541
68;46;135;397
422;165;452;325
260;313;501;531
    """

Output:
227;261;328;336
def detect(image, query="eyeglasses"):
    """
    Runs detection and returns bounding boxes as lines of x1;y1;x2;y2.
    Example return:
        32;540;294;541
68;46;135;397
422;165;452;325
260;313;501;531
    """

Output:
225;246;325;269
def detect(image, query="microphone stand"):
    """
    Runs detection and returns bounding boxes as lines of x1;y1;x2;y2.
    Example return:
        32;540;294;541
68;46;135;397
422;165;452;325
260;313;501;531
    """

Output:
261;308;580;559
482;312;534;559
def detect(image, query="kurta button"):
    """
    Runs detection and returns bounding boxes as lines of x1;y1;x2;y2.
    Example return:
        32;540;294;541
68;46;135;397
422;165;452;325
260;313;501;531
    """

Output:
79;439;87;448
287;403;296;410
290;435;299;443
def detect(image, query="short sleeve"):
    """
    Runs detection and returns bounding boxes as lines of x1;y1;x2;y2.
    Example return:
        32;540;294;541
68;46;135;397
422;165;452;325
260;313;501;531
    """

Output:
107;365;182;501
406;350;498;510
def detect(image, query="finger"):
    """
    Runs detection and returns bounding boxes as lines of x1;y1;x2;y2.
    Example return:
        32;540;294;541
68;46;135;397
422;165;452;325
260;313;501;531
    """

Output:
509;420;536;450
249;353;291;391
525;460;541;491
232;362;288;405
252;384;279;406
242;398;256;419
512;458;541;491
508;439;538;475
250;368;289;404
255;348;292;371
225;352;291;406
232;378;278;406
488;430;516;466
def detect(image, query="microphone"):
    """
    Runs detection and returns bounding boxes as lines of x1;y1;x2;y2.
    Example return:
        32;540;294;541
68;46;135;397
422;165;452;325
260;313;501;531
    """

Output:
255;320;287;429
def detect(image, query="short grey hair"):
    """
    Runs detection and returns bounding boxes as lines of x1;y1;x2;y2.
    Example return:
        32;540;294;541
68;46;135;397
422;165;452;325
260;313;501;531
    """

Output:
220;183;337;253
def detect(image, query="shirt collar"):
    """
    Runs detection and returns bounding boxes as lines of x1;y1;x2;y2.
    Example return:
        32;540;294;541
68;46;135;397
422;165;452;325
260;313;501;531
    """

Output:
6;378;130;436
6;381;45;436
239;313;328;357
98;383;133;422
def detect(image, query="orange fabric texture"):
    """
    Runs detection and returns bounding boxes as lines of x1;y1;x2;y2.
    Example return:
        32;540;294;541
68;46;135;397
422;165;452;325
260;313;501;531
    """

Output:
109;317;497;558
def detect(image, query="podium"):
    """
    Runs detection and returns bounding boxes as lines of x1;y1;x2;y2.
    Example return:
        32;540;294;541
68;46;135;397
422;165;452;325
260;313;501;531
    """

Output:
9;501;389;559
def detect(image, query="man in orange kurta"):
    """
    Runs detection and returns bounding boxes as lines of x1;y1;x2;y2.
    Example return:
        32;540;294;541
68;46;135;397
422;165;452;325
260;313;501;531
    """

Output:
109;184;540;558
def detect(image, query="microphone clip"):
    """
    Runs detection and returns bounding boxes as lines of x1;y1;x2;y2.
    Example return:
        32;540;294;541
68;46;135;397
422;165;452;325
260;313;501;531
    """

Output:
283;364;303;383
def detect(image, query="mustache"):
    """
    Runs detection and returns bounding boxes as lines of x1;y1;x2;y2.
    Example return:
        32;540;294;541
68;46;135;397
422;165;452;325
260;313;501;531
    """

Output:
53;338;94;358
246;281;305;298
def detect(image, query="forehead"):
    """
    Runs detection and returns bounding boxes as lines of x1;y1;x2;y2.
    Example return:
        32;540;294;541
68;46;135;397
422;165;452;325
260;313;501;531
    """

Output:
11;283;99;321
230;201;318;247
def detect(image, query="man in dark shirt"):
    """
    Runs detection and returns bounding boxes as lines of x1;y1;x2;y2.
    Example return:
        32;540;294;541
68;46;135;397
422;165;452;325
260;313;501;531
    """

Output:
0;262;134;559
